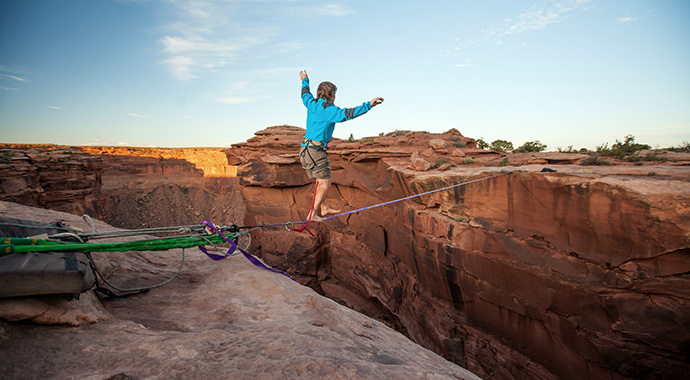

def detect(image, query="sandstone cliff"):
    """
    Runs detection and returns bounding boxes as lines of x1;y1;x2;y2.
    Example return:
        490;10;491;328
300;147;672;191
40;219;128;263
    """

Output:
0;144;243;229
1;131;689;380
226;126;690;380
0;201;477;380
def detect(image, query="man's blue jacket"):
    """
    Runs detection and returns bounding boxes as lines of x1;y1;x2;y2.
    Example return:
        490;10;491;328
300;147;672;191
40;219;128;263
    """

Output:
301;77;372;148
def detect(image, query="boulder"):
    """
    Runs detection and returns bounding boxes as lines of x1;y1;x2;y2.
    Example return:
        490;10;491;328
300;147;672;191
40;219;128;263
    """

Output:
429;139;447;150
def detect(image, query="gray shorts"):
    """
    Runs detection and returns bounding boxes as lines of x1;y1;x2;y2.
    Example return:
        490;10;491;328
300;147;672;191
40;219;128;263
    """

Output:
299;146;331;179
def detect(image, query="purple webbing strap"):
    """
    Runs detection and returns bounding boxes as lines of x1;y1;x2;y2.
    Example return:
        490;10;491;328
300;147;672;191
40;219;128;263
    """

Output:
197;221;238;261
324;172;508;221
198;221;300;284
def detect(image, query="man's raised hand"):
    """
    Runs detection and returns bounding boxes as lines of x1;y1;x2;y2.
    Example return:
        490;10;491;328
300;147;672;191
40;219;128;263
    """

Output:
371;97;384;107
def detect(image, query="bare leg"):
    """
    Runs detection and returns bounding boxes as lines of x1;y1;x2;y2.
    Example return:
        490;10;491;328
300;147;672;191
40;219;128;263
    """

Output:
308;179;338;222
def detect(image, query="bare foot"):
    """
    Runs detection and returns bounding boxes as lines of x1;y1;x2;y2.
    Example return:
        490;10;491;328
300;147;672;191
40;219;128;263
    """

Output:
308;213;325;222
320;204;340;216
307;210;325;222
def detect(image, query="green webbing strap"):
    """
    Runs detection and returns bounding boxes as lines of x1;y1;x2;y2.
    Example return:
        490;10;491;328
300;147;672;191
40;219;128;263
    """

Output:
0;234;236;255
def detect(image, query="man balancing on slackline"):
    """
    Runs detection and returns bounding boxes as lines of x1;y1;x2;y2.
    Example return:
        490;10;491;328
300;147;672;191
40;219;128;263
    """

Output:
299;70;384;222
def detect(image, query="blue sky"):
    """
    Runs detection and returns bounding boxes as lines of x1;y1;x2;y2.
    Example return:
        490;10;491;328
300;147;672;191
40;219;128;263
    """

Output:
1;0;688;150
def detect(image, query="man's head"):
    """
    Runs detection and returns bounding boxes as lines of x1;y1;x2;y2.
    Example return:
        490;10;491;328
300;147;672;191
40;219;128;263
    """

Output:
317;81;337;103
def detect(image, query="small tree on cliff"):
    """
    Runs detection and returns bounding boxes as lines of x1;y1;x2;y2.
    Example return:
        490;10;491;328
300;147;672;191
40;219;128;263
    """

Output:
490;139;514;153
476;138;489;149
515;140;547;153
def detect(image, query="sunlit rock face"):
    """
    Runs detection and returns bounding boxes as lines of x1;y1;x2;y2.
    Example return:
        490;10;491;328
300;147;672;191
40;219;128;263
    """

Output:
0;144;243;229
228;126;690;380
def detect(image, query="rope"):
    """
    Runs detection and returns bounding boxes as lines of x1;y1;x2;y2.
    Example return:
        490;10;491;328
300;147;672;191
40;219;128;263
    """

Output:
200;221;300;283
324;171;508;220
85;249;186;293
287;180;319;236
240;171;511;231
73;233;186;295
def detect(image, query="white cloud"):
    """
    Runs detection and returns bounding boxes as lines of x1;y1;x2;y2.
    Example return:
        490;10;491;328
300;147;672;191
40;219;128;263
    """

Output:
499;0;592;37
0;74;26;82
47;106;64;110
163;55;197;80
157;1;352;81
460;0;593;49
454;59;473;68
0;72;27;90
128;113;152;118
314;4;354;17
616;15;637;24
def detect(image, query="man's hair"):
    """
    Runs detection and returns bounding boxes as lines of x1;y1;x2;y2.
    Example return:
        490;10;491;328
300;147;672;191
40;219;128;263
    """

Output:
316;81;337;102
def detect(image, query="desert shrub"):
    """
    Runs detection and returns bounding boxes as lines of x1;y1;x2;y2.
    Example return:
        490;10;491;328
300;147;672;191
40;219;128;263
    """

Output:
647;171;657;176
463;157;474;164
644;153;659;161
595;135;651;161
498;157;509;167
389;130;411;137
348;133;355;142
430;157;449;169
476;138;489;149
454;215;470;223
490;139;514;153
515;140;547;153
582;154;612;166
613;134;650;154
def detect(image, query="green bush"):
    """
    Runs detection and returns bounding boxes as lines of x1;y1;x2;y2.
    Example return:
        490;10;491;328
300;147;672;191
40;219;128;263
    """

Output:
515;140;547;153
476;138;489;149
644;153;659;161
498;157;509;167
463;157;474;164
582;154;612;166
598;135;650;159
490;140;514;153
430;157;449;169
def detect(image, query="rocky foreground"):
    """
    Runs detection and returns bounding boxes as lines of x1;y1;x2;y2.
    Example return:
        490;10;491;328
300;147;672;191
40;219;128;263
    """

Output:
0;201;479;380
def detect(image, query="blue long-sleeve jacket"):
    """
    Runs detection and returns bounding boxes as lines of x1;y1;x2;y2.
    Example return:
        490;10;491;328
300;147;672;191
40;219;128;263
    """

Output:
301;77;372;148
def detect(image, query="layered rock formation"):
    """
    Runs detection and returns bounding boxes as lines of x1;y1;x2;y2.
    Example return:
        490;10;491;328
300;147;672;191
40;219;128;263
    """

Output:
0;144;243;229
227;126;690;380
0;201;477;380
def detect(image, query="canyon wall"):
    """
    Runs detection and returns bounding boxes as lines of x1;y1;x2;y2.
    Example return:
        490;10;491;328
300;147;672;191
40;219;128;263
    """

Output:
2;133;689;380
227;126;690;380
0;144;243;229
